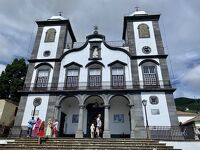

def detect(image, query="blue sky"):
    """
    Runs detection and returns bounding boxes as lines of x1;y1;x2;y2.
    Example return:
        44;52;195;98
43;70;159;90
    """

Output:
0;0;200;98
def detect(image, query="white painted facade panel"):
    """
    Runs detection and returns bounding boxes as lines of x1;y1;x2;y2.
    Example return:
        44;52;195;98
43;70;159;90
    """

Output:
21;94;49;126
37;26;61;59
30;62;55;88
58;43;132;88
133;21;158;56
137;59;164;87
109;98;131;134
141;92;171;126
61;99;79;134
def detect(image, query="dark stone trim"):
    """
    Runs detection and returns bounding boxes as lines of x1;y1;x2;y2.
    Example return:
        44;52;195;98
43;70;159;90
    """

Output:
131;55;168;59
131;60;140;88
152;21;165;55
159;58;171;88
61;41;89;60
19;88;176;95
50;62;61;91
35;63;53;69
165;93;179;126
64;62;83;68
61;33;131;60
126;22;136;55
122;14;160;39
86;33;105;40
31;27;43;59
85;60;105;68
138;59;160;66
103;41;132;58
24;63;35;84
108;60;127;66
36;19;76;42
88;58;102;61
14;96;28;126
56;25;67;58
28;58;60;63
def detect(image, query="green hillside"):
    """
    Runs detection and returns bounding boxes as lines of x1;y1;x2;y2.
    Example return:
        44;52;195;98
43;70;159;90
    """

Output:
175;97;200;113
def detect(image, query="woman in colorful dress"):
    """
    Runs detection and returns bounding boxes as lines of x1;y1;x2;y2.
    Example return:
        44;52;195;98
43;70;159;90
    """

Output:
46;118;53;137
33;117;42;137
53;119;58;138
38;121;45;144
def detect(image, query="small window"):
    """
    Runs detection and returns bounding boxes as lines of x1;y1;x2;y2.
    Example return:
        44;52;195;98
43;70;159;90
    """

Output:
151;109;160;115
43;51;51;57
44;28;56;42
149;96;159;105
138;24;150;38
142;46;151;54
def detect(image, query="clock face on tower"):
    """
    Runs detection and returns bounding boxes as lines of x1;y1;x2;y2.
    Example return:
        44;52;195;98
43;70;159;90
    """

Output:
142;46;151;54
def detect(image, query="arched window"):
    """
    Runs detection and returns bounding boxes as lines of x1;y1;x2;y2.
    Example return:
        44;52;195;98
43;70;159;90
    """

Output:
138;24;150;38
44;28;56;42
35;64;52;88
141;61;158;86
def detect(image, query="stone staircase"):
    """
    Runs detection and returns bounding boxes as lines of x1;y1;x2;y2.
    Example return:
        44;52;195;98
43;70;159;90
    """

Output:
0;138;181;150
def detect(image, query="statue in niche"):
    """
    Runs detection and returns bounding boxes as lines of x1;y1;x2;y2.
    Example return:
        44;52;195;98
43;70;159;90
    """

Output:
93;47;99;58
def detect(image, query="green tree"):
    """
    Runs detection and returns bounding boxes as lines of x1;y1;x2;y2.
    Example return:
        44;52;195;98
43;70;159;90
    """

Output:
0;58;27;103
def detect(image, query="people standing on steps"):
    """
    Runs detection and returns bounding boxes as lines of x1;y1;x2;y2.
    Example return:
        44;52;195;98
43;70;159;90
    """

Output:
33;117;42;137
90;123;95;138
96;114;102;138
38;121;45;144
53;119;59;138
46;118;53;137
27;117;35;137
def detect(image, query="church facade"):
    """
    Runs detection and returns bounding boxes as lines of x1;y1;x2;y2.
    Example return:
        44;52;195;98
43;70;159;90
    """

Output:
14;10;178;138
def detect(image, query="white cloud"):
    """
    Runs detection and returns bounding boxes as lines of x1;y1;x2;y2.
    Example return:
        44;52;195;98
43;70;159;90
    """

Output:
0;0;200;98
0;64;6;75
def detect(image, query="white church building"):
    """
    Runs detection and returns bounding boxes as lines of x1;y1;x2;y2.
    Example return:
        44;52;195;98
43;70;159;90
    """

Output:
13;10;179;138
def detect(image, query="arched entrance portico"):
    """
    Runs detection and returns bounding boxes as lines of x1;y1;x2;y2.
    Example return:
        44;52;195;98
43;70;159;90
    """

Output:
109;95;131;138
59;96;79;137
84;95;104;137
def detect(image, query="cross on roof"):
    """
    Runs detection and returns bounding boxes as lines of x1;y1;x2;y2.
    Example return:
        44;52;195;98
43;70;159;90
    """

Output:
58;11;62;16
135;6;139;11
94;25;98;31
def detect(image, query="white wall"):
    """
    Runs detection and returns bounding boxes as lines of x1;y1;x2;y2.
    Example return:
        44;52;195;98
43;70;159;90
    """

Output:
21;94;49;126
109;97;131;134
160;141;200;150
141;92;171;126
178;116;195;124
133;21;158;56
59;43;132;88
61;99;79;134
37;26;61;59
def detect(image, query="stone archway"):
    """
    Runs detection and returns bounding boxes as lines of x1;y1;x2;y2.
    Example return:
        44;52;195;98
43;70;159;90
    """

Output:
84;95;104;137
59;96;79;137
109;95;131;137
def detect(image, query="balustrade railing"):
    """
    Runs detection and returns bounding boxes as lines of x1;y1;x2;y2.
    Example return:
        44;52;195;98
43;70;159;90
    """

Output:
20;80;172;92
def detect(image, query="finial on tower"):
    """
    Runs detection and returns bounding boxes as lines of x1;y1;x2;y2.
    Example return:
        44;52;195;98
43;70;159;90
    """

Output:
58;11;62;16
135;6;139;11
93;25;98;34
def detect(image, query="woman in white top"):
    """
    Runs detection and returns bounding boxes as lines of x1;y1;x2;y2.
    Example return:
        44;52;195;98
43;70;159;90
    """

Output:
90;123;95;138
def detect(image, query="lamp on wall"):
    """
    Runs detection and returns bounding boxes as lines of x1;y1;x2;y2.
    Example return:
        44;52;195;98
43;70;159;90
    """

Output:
142;99;150;139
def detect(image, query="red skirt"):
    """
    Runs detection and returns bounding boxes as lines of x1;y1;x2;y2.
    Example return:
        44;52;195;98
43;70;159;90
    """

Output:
39;130;45;137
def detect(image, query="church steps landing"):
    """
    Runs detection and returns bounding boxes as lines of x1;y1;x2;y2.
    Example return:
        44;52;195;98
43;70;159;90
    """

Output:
0;139;181;150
